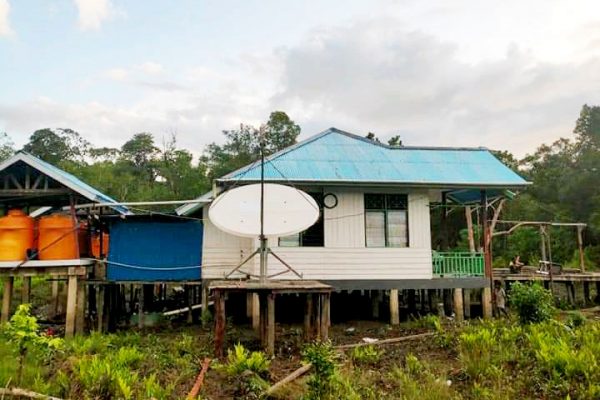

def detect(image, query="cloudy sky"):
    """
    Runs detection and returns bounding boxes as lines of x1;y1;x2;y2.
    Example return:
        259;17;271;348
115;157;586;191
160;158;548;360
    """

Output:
1;0;599;157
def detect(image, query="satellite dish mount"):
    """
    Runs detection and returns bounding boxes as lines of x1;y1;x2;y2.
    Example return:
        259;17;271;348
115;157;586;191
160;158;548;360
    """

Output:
218;128;307;283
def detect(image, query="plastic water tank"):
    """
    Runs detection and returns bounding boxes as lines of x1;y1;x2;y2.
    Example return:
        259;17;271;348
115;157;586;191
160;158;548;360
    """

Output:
0;209;35;261
38;214;79;260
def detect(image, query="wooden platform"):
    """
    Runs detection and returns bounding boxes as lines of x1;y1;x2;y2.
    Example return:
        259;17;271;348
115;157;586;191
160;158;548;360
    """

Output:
0;258;95;338
209;280;333;357
494;271;600;282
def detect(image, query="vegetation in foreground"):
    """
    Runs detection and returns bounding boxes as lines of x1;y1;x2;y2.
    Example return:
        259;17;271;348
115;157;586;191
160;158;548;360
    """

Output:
2;283;600;399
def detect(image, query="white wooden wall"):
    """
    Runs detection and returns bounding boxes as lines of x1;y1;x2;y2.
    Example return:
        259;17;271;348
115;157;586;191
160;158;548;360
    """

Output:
201;188;433;280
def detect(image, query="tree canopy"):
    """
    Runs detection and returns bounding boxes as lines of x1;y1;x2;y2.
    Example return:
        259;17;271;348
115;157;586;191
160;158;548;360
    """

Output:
3;106;600;267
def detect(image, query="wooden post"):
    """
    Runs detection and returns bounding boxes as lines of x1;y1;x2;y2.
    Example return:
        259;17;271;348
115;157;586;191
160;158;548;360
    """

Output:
465;206;476;253
246;292;253;319
1;277;14;323
389;289;399;325
97;285;105;332
201;282;210;328
304;293;313;339
481;190;493;319
252;293;260;331
577;225;585;272
566;282;575;306
65;275;78;338
371;291;380;319
51;280;60;318
186;285;193;324
583;282;591;305
259;293;268;347
482;287;492;319
76;280;86;334
266;293;275;355
453;288;464;321
463;289;471;318
320;293;330;341
214;290;226;358
21;277;31;304
138;284;145;329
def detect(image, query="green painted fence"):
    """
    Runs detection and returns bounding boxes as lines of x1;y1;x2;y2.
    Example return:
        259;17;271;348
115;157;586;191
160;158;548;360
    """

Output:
432;251;484;277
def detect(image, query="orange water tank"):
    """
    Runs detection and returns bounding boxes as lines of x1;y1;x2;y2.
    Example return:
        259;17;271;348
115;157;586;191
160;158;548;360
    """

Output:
0;209;35;261
38;214;79;260
91;232;109;258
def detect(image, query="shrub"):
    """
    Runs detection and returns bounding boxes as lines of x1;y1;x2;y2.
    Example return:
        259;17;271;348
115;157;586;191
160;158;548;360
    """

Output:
509;282;556;324
1;304;62;385
349;345;382;366
566;311;587;328
302;341;338;400
219;343;270;377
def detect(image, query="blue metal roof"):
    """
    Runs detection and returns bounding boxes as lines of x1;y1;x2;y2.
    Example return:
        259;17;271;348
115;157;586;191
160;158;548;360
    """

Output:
220;128;529;188
0;151;129;214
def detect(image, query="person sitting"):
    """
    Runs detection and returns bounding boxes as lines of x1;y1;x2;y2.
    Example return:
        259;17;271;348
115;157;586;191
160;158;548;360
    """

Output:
509;255;524;273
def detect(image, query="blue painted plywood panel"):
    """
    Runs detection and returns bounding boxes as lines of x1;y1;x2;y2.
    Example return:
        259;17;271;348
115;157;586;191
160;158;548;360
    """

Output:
107;220;203;281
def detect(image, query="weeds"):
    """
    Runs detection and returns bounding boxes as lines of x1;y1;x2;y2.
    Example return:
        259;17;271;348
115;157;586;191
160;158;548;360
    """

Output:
510;282;556;324
349;345;382;366
302;341;338;400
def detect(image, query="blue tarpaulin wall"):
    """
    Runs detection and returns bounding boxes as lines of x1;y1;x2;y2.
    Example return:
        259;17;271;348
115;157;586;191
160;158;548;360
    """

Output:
107;219;203;281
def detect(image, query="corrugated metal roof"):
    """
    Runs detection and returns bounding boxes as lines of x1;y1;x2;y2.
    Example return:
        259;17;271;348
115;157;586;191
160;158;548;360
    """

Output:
0;151;129;214
219;128;529;188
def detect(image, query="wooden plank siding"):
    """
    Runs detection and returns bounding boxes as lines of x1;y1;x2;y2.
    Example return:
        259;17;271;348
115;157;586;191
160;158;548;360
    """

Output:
201;189;434;281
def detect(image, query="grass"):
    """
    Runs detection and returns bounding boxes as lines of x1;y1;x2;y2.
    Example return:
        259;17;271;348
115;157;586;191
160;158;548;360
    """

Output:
4;312;600;399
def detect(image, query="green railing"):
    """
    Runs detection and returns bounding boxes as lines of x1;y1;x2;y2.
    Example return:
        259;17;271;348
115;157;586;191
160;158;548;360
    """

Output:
432;251;484;277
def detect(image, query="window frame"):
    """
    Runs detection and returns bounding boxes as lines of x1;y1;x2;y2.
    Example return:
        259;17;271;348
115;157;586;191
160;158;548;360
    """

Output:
278;192;324;247
364;193;409;248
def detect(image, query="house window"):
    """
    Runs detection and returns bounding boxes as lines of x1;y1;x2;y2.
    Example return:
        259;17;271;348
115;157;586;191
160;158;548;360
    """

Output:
279;193;324;247
365;194;408;247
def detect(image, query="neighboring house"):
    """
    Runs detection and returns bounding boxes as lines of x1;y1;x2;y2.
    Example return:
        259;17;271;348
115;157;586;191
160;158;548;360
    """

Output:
177;128;529;291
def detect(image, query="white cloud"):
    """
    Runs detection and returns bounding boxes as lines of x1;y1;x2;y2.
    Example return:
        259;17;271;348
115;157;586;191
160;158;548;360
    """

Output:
103;67;128;81
272;18;600;155
0;0;14;37
137;62;164;75
73;0;118;31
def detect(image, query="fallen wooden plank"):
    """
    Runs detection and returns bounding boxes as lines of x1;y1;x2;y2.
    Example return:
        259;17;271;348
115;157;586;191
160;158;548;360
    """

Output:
163;301;214;317
0;388;63;400
265;363;313;396
264;331;434;395
335;331;434;349
187;357;211;400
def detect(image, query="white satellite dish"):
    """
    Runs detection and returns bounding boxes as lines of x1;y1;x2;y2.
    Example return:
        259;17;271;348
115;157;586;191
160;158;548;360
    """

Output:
209;183;319;238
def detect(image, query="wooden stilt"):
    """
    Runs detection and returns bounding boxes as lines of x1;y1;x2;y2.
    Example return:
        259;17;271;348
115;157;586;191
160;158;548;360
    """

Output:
252;293;260;331
371;291;380;319
304;293;313;339
76;280;86;334
259;293;268;347
214;290;225;358
267;293;275;355
320;293;330;341
138;284;145;329
97;285;105;332
567;282;575;306
186;285;193;324
389;289;399;325
21;277;31;304
51;280;59;318
201;282;210;327
246;292;253;319
463;289;471;318
1;277;14;323
65;275;78;338
407;289;416;315
453;288;464;322
596;282;600;304
482;287;492;319
584;282;591;305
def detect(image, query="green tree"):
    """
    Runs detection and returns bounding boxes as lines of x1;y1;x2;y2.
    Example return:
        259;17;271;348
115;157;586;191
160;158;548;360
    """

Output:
22;128;89;165
0;132;14;161
202;111;301;179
